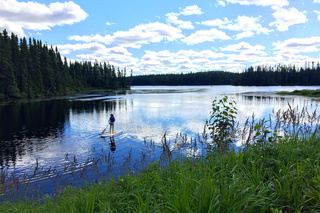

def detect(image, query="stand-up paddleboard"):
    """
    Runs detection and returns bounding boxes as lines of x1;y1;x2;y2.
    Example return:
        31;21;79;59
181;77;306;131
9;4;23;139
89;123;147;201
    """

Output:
101;130;122;138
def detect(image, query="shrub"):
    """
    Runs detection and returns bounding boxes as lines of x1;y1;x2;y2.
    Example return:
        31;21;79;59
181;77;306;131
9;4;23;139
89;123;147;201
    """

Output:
206;96;237;153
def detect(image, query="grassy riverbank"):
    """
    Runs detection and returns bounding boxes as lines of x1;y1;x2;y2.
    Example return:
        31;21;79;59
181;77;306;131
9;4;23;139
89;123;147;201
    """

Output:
1;134;320;212
277;89;320;98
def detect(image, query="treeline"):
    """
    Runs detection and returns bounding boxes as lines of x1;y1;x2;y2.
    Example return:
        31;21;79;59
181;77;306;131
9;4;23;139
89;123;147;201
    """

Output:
0;30;129;100
238;64;320;86
132;63;320;86
132;71;237;86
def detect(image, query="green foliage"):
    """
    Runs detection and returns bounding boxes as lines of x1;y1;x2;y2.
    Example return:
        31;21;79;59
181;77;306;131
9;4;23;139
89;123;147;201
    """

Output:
270;208;283;213
277;89;320;98
206;96;237;153
251;118;283;149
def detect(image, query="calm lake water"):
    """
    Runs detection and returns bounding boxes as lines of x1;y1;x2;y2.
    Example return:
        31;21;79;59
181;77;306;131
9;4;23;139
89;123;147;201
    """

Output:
0;85;320;200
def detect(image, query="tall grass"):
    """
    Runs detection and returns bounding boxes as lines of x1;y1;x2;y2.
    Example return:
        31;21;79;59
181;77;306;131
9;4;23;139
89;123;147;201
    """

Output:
0;134;320;212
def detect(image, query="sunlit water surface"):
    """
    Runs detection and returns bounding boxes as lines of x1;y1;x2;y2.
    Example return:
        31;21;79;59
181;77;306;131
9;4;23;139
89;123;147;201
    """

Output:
0;85;319;200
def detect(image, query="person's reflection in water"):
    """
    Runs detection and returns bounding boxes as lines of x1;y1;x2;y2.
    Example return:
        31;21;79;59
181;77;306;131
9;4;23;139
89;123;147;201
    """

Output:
110;136;116;152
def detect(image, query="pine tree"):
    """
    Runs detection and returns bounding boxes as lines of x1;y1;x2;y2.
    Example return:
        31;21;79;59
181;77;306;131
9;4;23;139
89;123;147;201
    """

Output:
0;30;20;98
28;38;44;97
18;37;32;97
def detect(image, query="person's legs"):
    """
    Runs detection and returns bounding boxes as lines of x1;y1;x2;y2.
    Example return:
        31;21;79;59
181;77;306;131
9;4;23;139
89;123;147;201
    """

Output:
110;123;114;133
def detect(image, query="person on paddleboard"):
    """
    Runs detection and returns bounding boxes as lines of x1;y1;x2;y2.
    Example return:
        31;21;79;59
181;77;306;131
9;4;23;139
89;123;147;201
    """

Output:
109;114;115;133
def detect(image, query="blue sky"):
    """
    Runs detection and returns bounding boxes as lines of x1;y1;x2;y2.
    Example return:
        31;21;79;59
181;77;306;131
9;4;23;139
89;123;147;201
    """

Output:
1;0;320;75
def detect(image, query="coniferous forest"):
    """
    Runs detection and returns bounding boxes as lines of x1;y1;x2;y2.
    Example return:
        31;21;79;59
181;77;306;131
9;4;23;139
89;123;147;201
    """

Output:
132;63;320;86
0;30;129;100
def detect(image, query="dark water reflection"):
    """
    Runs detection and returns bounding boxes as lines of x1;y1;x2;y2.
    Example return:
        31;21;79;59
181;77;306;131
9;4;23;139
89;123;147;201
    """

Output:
0;100;69;167
0;85;319;200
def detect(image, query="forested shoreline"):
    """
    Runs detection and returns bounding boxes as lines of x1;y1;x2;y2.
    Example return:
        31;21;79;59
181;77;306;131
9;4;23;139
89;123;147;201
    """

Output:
132;63;320;86
1;29;320;101
0;30;130;100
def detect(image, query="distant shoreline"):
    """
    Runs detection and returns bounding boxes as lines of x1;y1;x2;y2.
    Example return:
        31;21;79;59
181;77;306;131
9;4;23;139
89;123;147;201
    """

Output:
277;89;320;98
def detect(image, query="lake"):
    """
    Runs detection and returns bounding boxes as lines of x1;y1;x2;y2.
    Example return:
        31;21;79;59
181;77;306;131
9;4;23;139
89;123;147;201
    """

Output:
0;85;320;200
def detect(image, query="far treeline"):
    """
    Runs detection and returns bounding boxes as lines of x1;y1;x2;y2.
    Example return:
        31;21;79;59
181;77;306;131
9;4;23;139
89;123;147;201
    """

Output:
132;63;320;86
0;29;130;100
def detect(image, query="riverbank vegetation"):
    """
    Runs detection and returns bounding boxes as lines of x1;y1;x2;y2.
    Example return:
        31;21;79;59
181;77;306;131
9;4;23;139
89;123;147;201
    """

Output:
0;29;130;100
277;89;320;98
0;132;320;212
1;97;320;212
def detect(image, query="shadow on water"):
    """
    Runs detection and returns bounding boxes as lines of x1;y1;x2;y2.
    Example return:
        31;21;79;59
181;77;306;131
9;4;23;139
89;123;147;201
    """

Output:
0;100;69;167
109;136;116;152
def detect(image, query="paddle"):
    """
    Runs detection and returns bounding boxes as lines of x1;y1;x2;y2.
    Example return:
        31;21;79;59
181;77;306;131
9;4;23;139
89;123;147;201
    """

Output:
101;124;109;134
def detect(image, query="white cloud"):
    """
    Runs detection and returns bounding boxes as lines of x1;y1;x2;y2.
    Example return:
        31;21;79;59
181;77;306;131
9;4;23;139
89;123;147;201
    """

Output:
68;44;139;71
106;22;115;26
179;64;202;70
166;13;194;29
140;49;228;74
106;46;132;56
0;21;25;37
144;49;225;61
242;50;268;57
224;0;289;8
68;34;113;45
200;18;231;26
250;54;311;70
76;53;138;66
177;49;225;59
57;43;133;58
113;22;183;44
221;41;265;52
314;0;320;3
180;5;203;16
270;7;307;31
69;22;184;48
56;42;140;71
164;5;202;29
200;16;272;39
214;42;270;66
217;1;226;7
221;16;272;35
235;31;254;39
182;28;231;45
0;0;87;37
57;43;106;54
273;37;320;54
